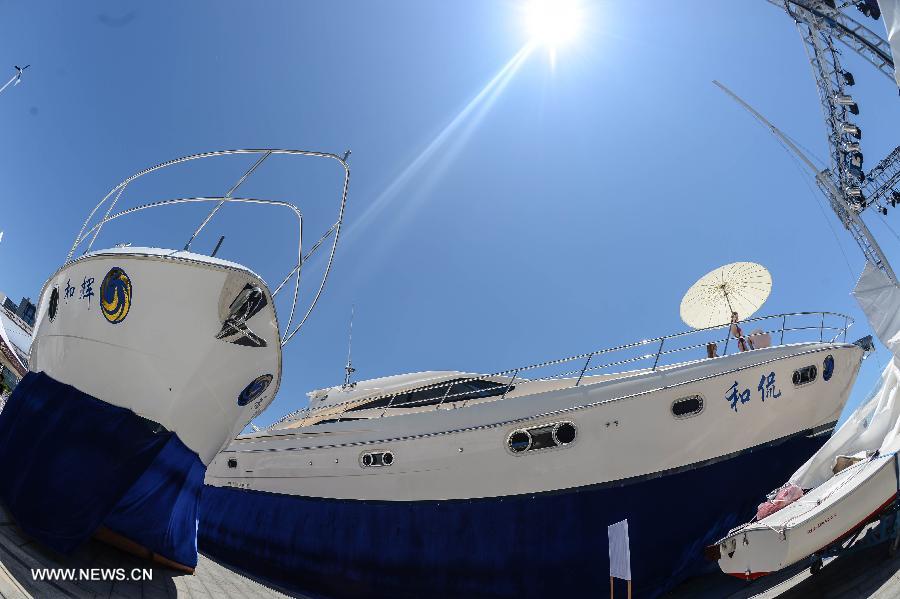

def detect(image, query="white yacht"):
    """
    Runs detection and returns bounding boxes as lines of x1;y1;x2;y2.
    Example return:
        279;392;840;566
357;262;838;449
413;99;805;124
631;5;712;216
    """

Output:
0;148;349;571
202;311;865;597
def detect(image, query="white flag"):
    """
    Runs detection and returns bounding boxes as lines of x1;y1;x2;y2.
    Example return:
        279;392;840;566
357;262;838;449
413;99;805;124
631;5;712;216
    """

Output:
608;519;631;580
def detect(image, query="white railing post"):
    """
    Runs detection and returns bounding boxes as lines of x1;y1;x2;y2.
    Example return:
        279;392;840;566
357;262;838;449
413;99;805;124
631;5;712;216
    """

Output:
501;370;520;400
575;354;594;387
652;338;665;371
436;383;455;410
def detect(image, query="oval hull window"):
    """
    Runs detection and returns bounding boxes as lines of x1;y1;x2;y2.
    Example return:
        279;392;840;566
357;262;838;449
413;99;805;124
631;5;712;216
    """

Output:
672;395;704;418
48;287;59;322
793;365;818;386
508;422;576;454
360;450;393;468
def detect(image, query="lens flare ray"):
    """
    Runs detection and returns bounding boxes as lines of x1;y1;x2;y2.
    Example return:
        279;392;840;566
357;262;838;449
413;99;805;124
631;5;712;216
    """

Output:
345;44;535;250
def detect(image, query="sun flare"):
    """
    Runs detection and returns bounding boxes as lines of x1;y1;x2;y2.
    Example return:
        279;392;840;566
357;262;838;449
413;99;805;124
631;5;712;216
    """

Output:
523;0;582;50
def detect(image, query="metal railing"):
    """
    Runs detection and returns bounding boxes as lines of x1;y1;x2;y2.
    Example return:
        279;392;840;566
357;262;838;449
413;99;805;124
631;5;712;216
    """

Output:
65;148;351;346
272;311;853;427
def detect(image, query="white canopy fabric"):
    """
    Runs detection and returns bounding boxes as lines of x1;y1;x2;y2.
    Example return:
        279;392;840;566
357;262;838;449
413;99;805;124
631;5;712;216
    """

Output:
791;263;900;489
0;311;30;371
882;0;900;85
791;359;900;489
679;262;771;329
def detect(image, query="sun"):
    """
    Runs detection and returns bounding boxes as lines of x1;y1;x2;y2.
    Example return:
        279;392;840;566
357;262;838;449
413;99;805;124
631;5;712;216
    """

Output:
523;0;582;50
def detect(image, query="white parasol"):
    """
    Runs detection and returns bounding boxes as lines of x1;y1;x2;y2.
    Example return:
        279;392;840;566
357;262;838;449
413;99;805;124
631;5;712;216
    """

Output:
680;262;772;329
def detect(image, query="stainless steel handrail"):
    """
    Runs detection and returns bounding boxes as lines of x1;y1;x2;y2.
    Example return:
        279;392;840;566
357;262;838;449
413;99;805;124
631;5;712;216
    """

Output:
271;311;854;427
66;148;350;346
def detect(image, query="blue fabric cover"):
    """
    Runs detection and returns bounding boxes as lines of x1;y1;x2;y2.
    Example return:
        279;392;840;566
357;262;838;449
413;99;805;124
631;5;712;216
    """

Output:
199;430;828;599
0;371;202;567
104;434;204;567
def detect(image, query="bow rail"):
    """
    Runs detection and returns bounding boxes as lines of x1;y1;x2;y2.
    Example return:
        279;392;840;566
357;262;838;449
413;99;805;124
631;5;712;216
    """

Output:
65;148;351;346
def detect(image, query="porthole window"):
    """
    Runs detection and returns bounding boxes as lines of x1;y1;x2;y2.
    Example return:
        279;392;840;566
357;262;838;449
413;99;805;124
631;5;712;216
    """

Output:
508;430;532;453
553;422;577;445
793;365;818;386
507;421;576;454
672;395;704;418
360;450;393;468
48;287;59;322
823;355;835;382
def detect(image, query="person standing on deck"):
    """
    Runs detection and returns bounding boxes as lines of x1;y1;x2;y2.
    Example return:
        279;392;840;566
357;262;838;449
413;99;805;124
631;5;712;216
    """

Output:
730;311;749;352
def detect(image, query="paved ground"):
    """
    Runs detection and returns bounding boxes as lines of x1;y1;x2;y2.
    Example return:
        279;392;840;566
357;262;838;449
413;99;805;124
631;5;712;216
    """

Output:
3;504;900;598
667;523;900;599
0;507;304;598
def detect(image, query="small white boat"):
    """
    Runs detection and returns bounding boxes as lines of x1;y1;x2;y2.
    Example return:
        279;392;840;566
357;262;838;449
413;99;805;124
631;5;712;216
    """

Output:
0;148;350;570
716;452;899;580
714;263;900;581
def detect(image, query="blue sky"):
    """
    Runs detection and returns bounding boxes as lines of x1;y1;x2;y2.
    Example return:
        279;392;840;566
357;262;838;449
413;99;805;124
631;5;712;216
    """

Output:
0;1;897;426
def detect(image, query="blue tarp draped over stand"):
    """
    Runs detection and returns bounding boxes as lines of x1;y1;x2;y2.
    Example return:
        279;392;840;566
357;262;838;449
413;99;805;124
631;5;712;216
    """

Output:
199;430;827;599
0;371;203;567
104;433;204;567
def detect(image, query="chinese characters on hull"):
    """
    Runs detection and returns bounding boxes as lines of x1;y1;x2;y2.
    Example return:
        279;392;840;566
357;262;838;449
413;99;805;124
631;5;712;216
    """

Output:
79;276;95;307
726;371;781;412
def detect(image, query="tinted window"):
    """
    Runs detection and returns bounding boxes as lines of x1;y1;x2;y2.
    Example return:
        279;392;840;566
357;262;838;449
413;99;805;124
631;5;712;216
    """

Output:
672;395;704;418
793;365;818;386
348;379;512;411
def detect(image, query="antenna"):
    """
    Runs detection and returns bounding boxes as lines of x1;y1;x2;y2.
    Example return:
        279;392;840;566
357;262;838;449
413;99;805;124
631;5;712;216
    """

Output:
713;80;898;284
210;235;225;257
342;305;356;389
713;81;819;174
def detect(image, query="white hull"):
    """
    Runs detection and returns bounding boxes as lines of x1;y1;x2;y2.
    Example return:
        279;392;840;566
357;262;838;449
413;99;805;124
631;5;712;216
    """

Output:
31;247;282;464
207;342;861;500
717;452;899;579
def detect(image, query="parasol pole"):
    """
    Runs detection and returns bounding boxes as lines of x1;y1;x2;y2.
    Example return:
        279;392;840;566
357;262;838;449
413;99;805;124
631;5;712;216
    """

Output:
720;284;735;319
